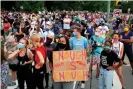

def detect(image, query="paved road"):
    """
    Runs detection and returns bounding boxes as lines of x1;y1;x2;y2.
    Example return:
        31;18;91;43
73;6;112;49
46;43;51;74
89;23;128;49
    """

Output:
8;57;133;89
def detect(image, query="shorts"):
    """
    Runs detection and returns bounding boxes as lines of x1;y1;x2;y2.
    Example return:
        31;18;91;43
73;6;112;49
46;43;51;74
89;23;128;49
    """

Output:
9;64;18;71
91;56;100;65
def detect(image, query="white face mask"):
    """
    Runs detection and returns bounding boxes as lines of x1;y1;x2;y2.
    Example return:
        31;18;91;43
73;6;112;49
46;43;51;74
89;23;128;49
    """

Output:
95;32;99;36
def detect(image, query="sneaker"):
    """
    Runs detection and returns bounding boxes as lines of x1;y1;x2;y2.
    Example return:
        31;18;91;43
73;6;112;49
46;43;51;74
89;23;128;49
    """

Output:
81;83;85;89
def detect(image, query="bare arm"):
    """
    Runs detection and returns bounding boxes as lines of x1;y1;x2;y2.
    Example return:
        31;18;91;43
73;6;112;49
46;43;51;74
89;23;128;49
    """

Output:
120;35;133;43
8;50;19;60
35;51;45;69
120;44;124;59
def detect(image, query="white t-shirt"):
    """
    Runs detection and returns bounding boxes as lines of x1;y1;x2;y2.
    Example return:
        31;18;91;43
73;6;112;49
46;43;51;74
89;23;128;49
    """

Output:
112;41;123;58
31;21;36;28
63;18;71;29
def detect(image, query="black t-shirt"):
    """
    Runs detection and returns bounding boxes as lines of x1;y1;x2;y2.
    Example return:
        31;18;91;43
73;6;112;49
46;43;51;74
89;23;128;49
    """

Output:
45;43;57;64
100;50;120;69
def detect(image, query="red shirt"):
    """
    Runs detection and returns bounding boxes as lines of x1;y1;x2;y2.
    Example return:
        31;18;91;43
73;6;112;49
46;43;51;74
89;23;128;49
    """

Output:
35;46;46;65
4;23;10;31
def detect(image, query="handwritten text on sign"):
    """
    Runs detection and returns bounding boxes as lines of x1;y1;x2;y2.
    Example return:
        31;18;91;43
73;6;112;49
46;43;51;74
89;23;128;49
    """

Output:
53;50;88;82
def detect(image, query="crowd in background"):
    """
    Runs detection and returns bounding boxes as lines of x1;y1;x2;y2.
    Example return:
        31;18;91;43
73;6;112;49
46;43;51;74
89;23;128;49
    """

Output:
1;10;133;89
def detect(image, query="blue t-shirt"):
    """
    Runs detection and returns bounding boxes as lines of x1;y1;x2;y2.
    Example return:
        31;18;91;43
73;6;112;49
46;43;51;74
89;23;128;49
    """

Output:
89;35;105;56
87;26;94;35
121;31;133;47
70;36;88;50
58;24;63;29
53;26;59;35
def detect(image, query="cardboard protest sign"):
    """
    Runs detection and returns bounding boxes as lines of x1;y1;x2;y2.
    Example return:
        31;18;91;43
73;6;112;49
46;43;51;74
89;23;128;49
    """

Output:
53;50;88;82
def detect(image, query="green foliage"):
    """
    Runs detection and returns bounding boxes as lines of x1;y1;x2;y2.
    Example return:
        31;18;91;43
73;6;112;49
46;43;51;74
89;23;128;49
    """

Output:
15;1;44;12
2;1;133;13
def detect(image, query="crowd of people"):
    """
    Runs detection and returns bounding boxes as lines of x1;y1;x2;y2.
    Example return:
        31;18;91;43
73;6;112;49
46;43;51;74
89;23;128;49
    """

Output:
1;10;133;89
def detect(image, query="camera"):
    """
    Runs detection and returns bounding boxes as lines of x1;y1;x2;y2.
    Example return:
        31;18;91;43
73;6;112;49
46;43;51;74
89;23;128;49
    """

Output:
92;41;97;49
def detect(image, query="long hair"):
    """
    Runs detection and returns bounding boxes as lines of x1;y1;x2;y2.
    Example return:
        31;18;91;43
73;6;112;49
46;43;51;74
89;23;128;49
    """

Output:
55;36;70;51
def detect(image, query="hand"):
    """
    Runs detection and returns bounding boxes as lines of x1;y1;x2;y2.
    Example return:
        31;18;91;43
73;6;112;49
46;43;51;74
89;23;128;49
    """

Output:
96;42;100;46
16;49;20;53
35;64;41;69
113;62;119;68
4;42;7;45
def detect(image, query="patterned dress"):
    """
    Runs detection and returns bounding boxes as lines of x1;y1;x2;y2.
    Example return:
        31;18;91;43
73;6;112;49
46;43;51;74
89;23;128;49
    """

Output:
1;61;9;89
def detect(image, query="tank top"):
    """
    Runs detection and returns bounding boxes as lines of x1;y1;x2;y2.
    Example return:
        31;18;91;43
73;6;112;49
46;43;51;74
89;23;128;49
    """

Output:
112;41;123;58
35;46;46;65
17;49;30;65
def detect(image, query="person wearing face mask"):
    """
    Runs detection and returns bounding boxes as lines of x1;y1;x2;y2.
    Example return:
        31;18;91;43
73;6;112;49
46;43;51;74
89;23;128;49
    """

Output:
70;23;88;89
8;38;34;89
98;40;121;89
85;23;94;40
53;36;73;89
112;33;125;89
120;27;133;74
3;18;10;37
30;24;45;46
44;21;55;43
44;35;57;88
89;28;105;78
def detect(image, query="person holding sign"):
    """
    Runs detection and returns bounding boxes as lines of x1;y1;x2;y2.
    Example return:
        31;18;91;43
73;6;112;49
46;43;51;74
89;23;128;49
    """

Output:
53;36;74;89
70;23;88;89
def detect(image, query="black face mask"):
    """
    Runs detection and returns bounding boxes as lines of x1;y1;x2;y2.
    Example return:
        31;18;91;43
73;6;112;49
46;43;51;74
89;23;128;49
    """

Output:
45;37;52;46
58;43;66;49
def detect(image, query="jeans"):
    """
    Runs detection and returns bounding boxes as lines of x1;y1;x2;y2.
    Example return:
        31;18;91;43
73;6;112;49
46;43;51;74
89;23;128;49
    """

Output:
53;82;74;89
98;67;114;89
